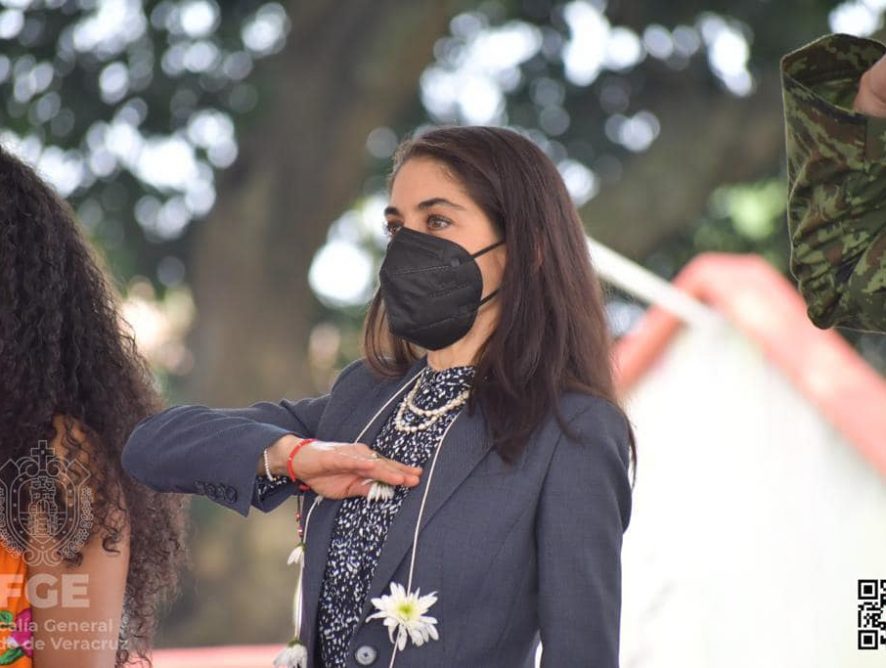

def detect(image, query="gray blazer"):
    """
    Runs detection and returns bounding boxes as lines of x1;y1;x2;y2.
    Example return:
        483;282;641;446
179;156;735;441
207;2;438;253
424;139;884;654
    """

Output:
122;354;633;667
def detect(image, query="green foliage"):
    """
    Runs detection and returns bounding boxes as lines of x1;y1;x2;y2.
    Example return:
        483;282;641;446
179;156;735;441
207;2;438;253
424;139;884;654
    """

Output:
711;179;786;241
643;172;791;281
0;0;282;290
1;0;858;295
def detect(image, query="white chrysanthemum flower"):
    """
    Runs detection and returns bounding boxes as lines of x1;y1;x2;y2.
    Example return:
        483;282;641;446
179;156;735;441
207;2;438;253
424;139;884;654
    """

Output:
366;480;396;502
366;582;439;651
286;542;305;566
272;638;308;667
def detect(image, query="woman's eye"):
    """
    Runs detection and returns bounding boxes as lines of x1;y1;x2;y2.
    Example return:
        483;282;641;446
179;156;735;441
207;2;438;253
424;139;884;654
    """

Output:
427;215;450;231
383;221;402;237
383;217;449;236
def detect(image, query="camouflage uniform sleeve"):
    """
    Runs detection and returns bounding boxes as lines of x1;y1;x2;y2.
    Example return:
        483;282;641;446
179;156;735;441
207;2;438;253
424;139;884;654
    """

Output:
781;32;886;332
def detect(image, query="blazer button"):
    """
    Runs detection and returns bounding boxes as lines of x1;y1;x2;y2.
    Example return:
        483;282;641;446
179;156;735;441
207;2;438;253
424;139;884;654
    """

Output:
224;486;237;503
354;644;377;665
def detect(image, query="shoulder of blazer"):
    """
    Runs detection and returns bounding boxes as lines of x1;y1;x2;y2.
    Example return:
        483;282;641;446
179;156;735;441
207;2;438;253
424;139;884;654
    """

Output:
552;391;631;459
556;390;625;424
329;357;418;398
329;357;378;397
331;357;368;391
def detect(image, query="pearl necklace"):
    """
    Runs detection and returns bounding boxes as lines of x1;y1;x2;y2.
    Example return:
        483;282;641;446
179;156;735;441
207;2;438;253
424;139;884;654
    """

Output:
393;368;470;433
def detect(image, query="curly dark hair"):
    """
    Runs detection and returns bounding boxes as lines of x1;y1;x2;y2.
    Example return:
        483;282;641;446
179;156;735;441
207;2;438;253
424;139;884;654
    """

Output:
0;143;190;666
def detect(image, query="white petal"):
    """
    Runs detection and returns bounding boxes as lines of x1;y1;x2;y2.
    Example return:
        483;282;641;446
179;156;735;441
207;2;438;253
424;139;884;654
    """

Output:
368;481;395;502
409;629;424;646
272;642;308;668
365;580;442;651
286;544;305;566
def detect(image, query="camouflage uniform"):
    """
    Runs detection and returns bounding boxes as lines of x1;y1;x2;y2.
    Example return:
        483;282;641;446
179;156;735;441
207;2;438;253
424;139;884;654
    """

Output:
782;32;886;332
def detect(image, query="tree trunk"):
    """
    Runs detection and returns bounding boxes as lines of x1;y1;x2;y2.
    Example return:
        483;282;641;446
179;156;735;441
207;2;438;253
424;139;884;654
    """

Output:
165;0;473;649
187;0;471;404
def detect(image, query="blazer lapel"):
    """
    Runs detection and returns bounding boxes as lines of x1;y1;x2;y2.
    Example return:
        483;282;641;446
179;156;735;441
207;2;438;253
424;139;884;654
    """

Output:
300;354;435;657
356;397;492;622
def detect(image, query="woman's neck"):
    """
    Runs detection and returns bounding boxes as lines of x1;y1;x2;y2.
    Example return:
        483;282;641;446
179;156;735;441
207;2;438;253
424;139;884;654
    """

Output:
426;347;476;371
426;301;498;371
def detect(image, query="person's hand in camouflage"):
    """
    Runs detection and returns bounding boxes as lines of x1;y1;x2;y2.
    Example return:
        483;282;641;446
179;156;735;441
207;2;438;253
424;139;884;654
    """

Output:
855;52;886;116
781;33;886;333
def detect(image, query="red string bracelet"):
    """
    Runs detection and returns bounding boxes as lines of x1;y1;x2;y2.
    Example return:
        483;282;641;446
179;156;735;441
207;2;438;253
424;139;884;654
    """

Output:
287;438;315;492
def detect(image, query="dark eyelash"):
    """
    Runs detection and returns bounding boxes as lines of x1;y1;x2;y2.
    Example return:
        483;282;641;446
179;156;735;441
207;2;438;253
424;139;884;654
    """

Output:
383;215;449;237
427;215;450;228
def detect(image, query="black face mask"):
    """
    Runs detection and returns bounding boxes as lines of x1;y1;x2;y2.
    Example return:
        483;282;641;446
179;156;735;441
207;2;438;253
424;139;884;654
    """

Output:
379;226;505;351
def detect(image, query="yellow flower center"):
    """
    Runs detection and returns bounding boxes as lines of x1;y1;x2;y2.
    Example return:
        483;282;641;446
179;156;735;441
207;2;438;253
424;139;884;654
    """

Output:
396;601;416;619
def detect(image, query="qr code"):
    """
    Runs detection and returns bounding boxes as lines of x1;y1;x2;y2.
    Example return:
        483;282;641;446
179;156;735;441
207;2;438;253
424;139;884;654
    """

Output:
858;579;886;650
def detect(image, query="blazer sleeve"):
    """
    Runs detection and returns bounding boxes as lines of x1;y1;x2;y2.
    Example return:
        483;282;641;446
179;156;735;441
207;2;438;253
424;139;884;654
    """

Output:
781;32;886;332
536;397;633;667
121;358;363;517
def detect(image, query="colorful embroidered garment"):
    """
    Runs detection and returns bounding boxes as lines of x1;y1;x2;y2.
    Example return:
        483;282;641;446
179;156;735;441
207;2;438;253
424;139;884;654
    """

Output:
0;547;33;665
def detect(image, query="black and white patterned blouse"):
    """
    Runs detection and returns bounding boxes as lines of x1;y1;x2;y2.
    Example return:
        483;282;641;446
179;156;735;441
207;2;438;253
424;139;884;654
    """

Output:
314;363;476;668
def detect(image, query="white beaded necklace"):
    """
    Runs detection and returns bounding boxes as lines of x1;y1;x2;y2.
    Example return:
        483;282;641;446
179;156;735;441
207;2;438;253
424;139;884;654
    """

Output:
392;366;471;433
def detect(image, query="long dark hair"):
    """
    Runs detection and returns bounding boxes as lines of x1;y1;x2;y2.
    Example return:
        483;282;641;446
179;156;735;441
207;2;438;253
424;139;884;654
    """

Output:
363;125;637;484
0;143;189;666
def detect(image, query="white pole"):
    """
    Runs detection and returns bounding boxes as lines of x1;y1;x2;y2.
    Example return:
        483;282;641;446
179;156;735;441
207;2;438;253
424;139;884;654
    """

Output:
586;236;723;329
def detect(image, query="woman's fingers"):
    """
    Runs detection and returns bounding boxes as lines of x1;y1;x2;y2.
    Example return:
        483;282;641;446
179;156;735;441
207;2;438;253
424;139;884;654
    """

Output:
369;451;424;477
345;479;371;498
350;443;418;466
337;457;421;487
371;456;422;484
308;441;423;490
334;443;423;476
365;462;421;487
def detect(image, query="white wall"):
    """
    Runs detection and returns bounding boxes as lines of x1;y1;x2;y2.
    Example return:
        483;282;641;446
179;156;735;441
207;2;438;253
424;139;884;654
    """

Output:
619;319;886;668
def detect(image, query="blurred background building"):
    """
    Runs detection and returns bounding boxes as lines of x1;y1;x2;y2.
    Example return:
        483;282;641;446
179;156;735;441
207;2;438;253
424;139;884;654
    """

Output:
615;253;886;668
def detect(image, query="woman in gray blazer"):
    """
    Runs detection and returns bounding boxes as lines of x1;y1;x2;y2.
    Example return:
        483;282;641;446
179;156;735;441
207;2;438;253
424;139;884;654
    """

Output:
122;125;636;668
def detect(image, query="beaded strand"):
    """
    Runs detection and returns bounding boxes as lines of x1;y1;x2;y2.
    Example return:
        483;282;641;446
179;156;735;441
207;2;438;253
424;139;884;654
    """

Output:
392;367;470;433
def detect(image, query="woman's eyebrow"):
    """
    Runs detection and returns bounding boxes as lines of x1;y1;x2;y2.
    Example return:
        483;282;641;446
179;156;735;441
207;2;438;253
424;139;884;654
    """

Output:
384;197;467;216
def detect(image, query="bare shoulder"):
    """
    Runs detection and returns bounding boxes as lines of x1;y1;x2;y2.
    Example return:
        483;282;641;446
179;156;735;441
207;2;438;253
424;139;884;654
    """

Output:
49;414;128;515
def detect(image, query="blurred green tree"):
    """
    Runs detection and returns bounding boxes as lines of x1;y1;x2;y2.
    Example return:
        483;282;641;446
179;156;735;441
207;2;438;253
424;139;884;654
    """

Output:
3;0;879;408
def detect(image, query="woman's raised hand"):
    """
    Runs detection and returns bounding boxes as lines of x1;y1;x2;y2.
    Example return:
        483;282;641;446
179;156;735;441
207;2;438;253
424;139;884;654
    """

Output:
855;52;886;117
263;434;423;499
